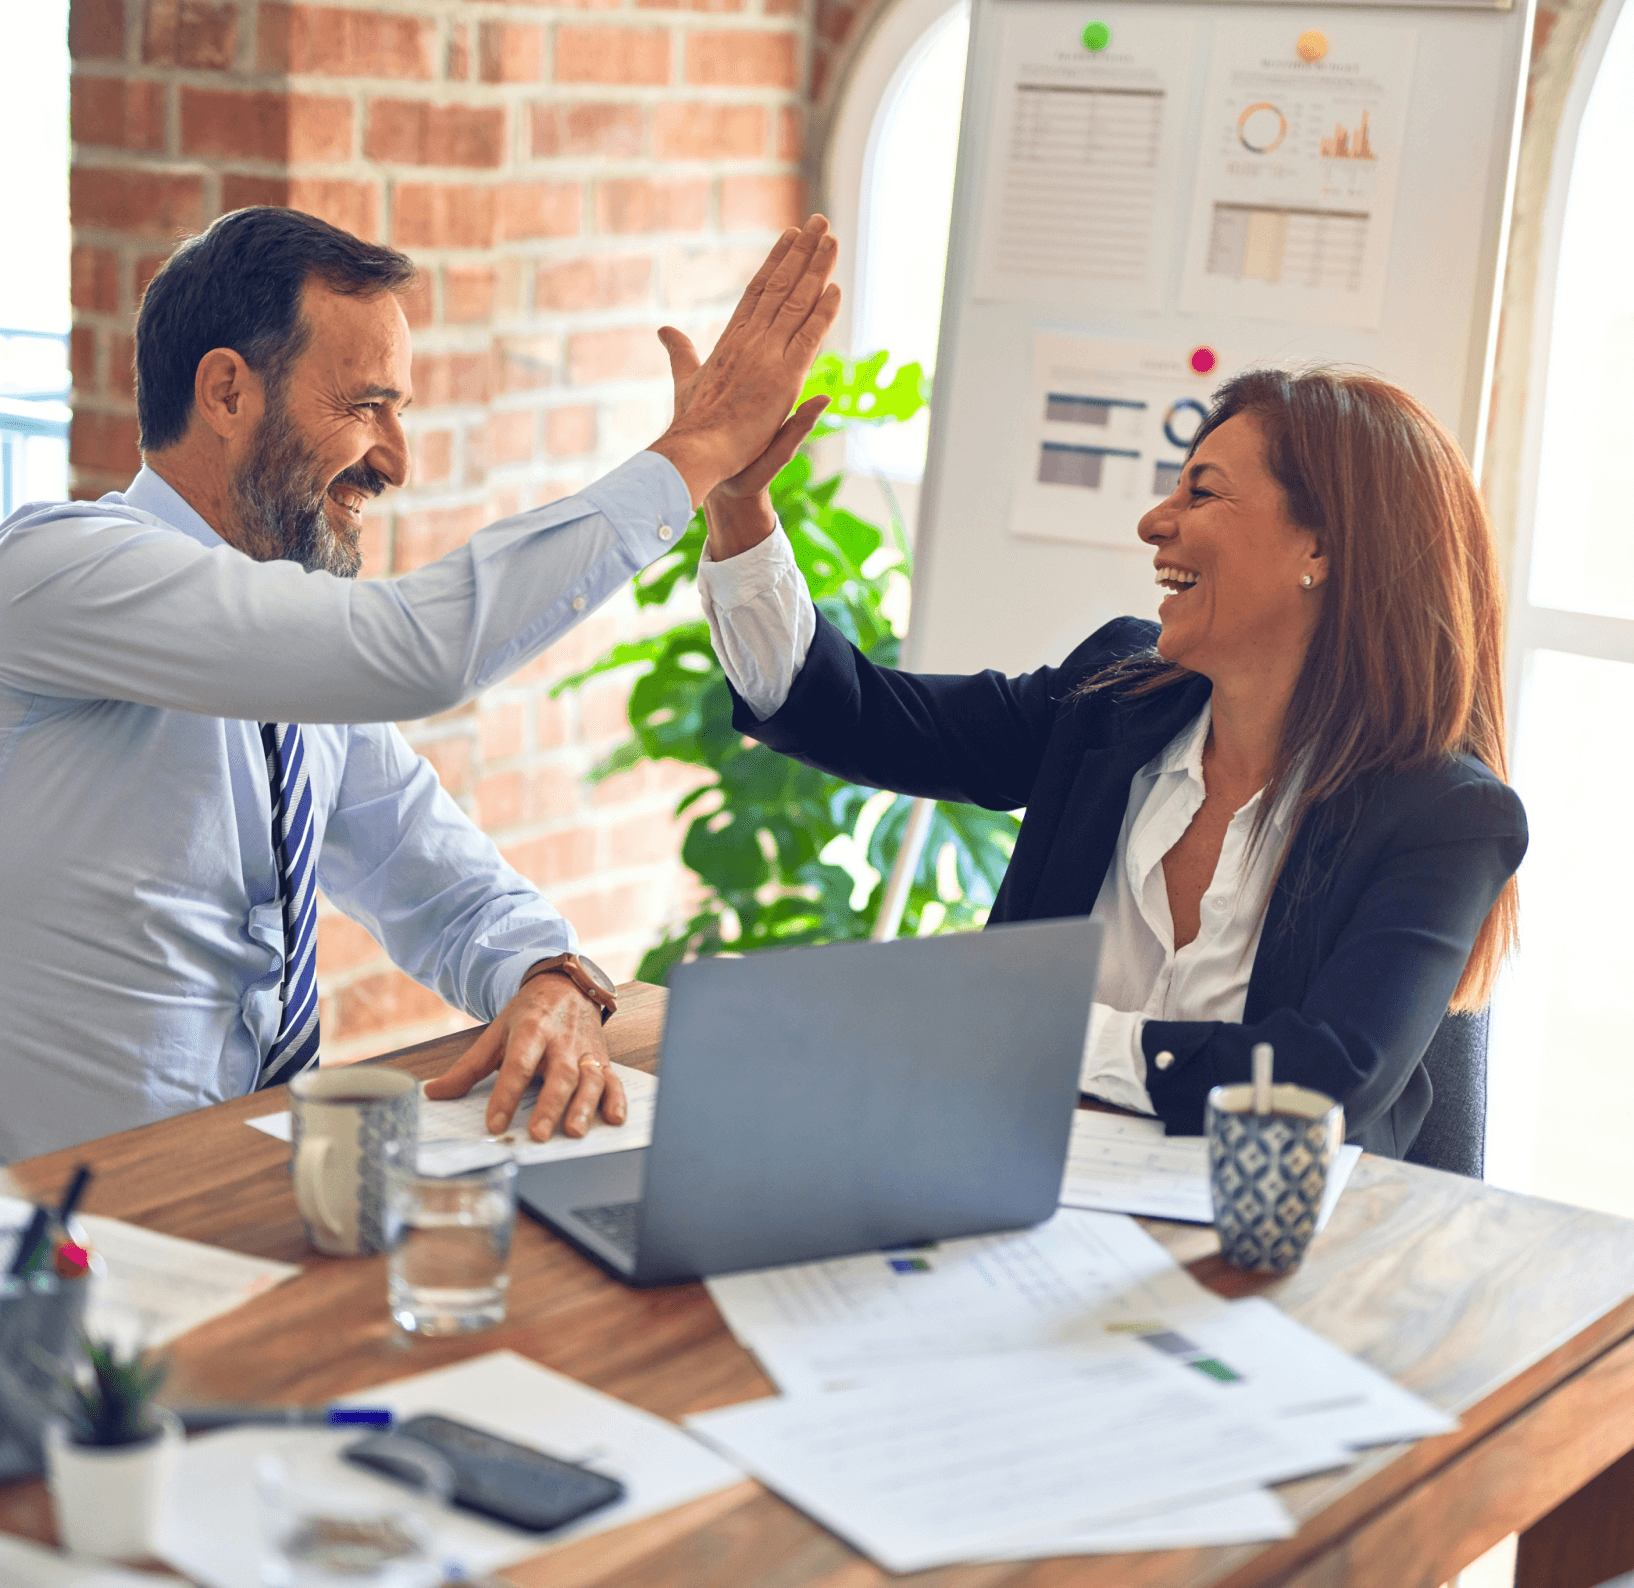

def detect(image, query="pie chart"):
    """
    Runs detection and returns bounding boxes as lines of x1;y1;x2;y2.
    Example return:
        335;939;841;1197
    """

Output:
1237;102;1287;155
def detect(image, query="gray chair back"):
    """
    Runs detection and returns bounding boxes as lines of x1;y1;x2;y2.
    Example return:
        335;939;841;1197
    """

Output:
1402;1008;1488;1178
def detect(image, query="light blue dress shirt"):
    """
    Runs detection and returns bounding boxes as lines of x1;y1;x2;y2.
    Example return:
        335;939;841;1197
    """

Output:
0;452;692;1162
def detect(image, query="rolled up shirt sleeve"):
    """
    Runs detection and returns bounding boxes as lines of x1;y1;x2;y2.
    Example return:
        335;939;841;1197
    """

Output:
697;528;816;721
0;451;693;726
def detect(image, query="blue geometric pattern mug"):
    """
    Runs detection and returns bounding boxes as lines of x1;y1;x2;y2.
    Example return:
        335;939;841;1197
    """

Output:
289;1068;418;1256
1206;1082;1344;1274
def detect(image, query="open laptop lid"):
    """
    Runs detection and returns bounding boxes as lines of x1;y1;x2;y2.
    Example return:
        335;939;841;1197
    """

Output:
628;916;1102;1285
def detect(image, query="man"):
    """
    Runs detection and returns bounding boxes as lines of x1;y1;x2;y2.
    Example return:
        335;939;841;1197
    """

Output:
0;205;837;1163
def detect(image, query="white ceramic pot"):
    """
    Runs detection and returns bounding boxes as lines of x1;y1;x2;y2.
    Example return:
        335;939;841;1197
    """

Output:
44;1406;182;1562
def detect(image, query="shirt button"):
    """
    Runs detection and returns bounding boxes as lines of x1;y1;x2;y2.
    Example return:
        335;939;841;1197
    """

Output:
658;523;673;541
1154;1051;1175;1071
571;595;586;611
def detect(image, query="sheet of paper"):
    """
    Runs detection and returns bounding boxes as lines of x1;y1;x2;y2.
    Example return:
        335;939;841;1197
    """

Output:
155;1349;744;1588
705;1208;1222;1396
1178;19;1418;329
1008;333;1247;550
687;1343;1345;1573
984;1485;1295;1559
0;1197;299;1351
1061;1116;1362;1231
247;1063;656;1173
974;3;1195;311
0;1532;190;1586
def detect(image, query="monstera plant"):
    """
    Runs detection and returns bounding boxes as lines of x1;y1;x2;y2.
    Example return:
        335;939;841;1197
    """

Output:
558;353;1021;984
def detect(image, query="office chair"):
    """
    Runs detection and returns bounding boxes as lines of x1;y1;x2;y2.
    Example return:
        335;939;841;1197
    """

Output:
1402;1009;1488;1178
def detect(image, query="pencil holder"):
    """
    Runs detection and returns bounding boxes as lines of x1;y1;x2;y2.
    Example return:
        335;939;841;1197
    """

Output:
0;1273;89;1480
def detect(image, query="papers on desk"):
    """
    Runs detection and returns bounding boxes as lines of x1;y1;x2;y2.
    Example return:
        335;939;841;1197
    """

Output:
0;1197;298;1350
246;1063;657;1174
1061;1111;1363;1228
156;1349;744;1588
0;1533;189;1586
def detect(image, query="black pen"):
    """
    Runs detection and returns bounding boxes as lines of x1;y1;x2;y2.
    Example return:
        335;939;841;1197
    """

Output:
171;1405;395;1433
56;1163;93;1228
6;1206;51;1278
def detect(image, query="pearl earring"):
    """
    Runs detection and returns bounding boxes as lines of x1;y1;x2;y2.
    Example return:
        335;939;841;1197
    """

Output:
1301;574;1314;588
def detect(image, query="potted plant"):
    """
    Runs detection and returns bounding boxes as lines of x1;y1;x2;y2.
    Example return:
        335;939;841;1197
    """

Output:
41;1335;180;1562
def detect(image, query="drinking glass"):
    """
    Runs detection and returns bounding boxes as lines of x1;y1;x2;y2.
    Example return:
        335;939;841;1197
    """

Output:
386;1144;517;1336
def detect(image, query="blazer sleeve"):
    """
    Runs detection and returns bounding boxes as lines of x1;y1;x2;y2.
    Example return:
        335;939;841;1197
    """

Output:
730;611;1146;812
1142;772;1528;1145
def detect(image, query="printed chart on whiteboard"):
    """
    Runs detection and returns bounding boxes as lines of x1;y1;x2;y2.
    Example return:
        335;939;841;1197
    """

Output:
1009;333;1241;549
974;5;1195;312
1178;21;1417;330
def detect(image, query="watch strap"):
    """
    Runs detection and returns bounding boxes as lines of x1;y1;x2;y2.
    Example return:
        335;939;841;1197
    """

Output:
521;952;617;1023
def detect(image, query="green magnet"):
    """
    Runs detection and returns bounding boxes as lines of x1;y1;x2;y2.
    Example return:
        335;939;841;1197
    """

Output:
1082;20;1110;50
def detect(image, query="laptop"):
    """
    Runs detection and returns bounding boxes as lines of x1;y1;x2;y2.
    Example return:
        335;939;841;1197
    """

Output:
516;916;1101;1288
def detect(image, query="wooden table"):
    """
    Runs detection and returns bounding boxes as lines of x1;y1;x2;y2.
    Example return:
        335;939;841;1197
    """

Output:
5;982;1634;1588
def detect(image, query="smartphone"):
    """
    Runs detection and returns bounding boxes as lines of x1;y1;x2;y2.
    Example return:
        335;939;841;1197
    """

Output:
344;1413;626;1533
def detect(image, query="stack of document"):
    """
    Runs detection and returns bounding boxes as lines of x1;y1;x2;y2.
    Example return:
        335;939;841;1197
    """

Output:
695;1209;1452;1572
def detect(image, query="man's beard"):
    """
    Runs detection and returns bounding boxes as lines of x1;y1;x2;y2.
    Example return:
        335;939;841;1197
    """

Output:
228;397;385;578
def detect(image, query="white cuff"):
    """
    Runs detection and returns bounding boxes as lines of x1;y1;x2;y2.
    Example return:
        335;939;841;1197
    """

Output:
1078;1002;1155;1115
697;528;816;722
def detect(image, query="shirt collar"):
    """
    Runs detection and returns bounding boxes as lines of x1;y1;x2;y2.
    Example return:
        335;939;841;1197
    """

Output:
120;466;228;552
1141;699;1301;835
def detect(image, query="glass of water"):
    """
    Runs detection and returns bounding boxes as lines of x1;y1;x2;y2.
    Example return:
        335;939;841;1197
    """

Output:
386;1142;517;1336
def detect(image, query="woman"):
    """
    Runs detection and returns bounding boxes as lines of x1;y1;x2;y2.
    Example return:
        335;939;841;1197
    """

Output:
693;367;1526;1159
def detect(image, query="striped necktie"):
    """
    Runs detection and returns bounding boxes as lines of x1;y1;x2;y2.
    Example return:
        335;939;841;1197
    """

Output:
257;722;321;1089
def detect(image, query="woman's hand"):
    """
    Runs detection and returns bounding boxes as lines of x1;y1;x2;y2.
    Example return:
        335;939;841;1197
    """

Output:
703;396;829;561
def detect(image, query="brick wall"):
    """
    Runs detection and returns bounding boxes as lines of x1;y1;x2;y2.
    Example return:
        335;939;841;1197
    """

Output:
68;0;809;1058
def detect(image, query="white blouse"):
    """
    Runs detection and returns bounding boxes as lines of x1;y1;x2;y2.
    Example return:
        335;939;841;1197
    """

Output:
698;531;1293;1117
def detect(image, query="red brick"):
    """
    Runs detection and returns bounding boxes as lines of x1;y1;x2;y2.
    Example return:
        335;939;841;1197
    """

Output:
501;823;600;883
391;182;494;249
413;428;454;484
142;0;238;66
449;352;492;403
366;100;503;168
221;177;379;241
259;2;434;79
487;407;536;464
581;678;632;740
134;251;170;303
494;334;559;392
329;969;452;1041
722;173;804;232
497;181;580;241
530;102;644;159
568;327;670;386
415;732;475;792
71;167;203;237
686;29;797;87
536;695;569;748
607;810;681;869
777;105;803;161
488;486;521;520
479;702;526;762
71;0;127;60
179;88;352;162
661;244;761;309
654;102;766;160
71;245;121;313
764;0;800;14
546;404;596;457
394;503;485;572
546;881;653;943
595;177;708;235
70;409;140;475
70;327;99;392
447;22;469;81
588;757;667;808
479;20;543;83
399;270;433;328
444;264;496;324
316;910;384;975
554;25;670;86
640;0;744;11
480;769;578;830
536;254;651;313
72;77;166;152
109;333;137;398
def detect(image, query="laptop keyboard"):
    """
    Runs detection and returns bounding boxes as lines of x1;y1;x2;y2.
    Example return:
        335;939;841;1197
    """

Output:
572;1199;641;1258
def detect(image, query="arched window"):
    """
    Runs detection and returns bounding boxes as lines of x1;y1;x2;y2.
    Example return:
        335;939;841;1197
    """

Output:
824;0;970;528
1489;0;1634;1212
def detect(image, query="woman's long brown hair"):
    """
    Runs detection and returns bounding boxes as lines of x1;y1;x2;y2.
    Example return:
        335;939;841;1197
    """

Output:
1090;366;1517;1011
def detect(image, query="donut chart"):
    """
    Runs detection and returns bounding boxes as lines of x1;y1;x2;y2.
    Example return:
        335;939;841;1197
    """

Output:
1236;101;1287;155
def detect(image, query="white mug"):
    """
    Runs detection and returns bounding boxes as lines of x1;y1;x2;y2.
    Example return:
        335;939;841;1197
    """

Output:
289;1068;418;1256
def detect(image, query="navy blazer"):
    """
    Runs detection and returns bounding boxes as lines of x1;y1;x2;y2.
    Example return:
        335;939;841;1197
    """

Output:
733;614;1529;1158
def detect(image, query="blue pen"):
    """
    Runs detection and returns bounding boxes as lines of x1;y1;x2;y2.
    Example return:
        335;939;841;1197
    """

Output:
172;1406;394;1433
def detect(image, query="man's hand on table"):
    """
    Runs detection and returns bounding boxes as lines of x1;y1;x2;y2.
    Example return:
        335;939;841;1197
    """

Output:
648;214;841;510
423;972;626;1142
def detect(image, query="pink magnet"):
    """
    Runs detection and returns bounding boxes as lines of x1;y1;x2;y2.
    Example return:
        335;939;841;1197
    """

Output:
1189;345;1218;375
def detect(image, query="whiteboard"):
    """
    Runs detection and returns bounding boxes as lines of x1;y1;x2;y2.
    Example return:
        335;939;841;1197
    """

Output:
907;0;1533;675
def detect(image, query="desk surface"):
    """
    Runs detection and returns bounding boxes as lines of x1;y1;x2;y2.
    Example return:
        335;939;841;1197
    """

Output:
6;983;1634;1588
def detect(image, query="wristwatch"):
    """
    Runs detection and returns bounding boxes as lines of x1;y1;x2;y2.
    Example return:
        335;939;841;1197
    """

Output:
521;952;618;1023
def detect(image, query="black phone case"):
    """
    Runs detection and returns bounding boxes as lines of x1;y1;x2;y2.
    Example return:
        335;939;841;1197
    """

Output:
344;1412;626;1533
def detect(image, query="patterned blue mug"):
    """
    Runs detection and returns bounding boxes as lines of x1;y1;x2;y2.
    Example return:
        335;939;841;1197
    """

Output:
289;1067;418;1256
1206;1083;1344;1274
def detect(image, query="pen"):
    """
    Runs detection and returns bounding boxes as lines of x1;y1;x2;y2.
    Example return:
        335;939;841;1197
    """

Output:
171;1405;395;1433
56;1164;93;1227
6;1206;51;1278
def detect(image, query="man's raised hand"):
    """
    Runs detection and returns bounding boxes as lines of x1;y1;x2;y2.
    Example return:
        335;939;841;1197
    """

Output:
648;215;841;507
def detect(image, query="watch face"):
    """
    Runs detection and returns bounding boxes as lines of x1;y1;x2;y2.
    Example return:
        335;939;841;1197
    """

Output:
577;955;616;998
